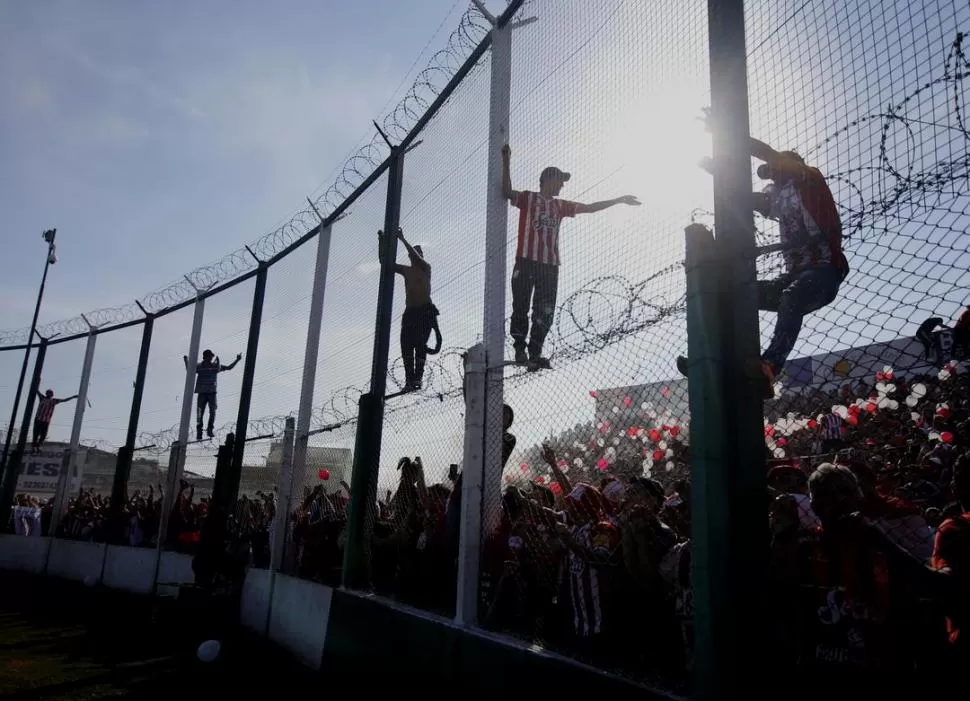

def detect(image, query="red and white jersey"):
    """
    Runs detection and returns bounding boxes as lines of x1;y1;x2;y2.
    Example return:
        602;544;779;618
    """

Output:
766;164;846;276
512;190;579;266
36;397;57;423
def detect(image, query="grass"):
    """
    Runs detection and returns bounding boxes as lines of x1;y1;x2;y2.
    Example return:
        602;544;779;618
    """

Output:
0;571;318;700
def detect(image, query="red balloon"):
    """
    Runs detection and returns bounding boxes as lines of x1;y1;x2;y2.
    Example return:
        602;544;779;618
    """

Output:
847;414;859;426
653;449;665;462
937;407;951;419
519;463;529;473
941;431;954;444
648;428;662;442
865;402;877;414
596;458;609;471
318;469;330;481
549;482;563;496
764;425;775;437
589;390;598;399
627;426;640;438
807;419;818;430
669;425;681;437
622;396;633;407
776;437;788;447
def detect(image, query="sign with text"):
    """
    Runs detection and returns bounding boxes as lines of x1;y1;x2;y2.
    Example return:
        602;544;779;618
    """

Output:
15;447;86;496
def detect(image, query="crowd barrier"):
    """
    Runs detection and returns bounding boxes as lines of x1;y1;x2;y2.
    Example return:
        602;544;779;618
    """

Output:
0;534;670;699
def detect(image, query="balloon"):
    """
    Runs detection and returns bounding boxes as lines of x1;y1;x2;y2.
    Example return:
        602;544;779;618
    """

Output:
598;421;611;434
627;426;640;438
557;459;568;468
622;396;633;407
549;482;563;495
519;463;529;473
596;458;609;471
318;469;330;481
648;428;662;442
535;475;547;485
764;425;775;437
911;383;927;398
942;431;954;444
865;402;877;414
661;386;672;398
197;640;221;663
847;414;858;426
589;390;598;399
905;394;919;407
653;449;665;462
669;425;681;437
776;437;788;447
937;406;951;419
807;419;818;430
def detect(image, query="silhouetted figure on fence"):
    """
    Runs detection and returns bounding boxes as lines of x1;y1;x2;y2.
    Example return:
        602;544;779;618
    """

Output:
678;134;848;398
32;389;77;451
184;349;241;440
379;227;441;392
500;143;641;371
917;306;970;363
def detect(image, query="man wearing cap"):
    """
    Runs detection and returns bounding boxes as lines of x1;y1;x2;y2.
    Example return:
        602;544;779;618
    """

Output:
678;135;848;397
184;349;241;440
501;144;641;370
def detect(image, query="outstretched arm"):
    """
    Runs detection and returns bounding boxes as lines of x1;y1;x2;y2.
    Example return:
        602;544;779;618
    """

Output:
501;144;516;202
221;354;242;372
751;137;815;180
574;195;641;214
378;230;407;275
396;229;428;268
58;395;79;404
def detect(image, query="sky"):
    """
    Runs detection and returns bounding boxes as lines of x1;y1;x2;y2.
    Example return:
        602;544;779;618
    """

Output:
3;0;970;496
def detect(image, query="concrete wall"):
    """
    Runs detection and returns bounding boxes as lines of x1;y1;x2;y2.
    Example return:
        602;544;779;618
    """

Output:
0;536;662;699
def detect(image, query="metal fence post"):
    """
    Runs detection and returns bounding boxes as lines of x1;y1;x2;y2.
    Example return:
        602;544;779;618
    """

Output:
456;343;486;625
215;263;268;510
699;0;767;696
481;16;513;539
49;323;97;534
152;441;183;591
270;416;295;572
0;338;48;527
158;291;205;547
292;223;333;513
110;313;154;540
343;147;405;591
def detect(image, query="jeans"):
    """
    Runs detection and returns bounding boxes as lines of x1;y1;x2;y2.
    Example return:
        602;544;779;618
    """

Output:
401;303;437;385
196;392;217;432
760;265;843;375
510;258;559;357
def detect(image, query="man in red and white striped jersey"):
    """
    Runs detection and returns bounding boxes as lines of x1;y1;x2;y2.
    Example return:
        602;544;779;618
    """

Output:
501;144;640;370
32;389;78;451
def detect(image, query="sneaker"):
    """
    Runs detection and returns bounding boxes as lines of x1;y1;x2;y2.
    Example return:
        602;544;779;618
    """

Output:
207;428;214;439
528;356;552;372
196;428;203;441
675;356;689;377
514;348;529;366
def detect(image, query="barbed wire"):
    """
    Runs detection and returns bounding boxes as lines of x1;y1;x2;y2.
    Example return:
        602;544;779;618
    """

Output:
0;2;503;349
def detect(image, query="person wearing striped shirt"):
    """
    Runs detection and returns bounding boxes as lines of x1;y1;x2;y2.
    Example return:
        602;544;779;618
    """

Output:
501;143;641;370
816;411;846;454
32;389;77;451
184;349;241;440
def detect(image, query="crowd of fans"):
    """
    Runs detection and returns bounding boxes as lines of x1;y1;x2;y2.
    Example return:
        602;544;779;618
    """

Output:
9;479;276;568
9;356;970;690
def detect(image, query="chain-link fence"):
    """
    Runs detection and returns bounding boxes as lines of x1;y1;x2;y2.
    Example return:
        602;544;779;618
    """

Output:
5;0;970;696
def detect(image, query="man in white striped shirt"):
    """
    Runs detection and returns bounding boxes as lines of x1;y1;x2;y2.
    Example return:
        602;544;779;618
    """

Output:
501;144;640;370
32;389;77;451
817;411;846;454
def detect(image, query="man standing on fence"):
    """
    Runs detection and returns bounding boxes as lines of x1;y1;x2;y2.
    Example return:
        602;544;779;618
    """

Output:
678;134;848;398
379;227;441;392
184;349;241;440
32;389;78;452
501;144;641;371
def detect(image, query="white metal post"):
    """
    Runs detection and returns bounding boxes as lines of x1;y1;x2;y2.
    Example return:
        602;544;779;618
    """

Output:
292;221;333;507
481;19;513;536
50;320;97;535
151;441;183;591
156;292;205;548
270;416;295;572
456;344;486;625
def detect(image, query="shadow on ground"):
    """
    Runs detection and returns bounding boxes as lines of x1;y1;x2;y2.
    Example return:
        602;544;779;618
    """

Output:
0;571;318;700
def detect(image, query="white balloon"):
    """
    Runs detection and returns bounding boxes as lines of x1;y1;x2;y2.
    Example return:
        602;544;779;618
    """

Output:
905;394;919;407
911;383;927;397
197;640;221;663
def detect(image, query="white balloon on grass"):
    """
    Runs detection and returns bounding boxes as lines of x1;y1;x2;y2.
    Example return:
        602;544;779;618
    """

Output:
197;640;221;663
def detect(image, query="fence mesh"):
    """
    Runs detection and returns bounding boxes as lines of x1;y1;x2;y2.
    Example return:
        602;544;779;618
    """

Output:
5;0;970;693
